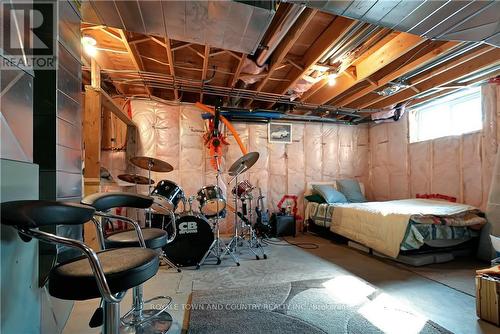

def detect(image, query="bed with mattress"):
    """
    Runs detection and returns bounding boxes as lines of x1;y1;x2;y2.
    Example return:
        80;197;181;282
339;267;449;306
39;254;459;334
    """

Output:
304;181;486;265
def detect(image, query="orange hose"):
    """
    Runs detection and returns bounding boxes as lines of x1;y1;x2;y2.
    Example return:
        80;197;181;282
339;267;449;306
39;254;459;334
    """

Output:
195;102;247;155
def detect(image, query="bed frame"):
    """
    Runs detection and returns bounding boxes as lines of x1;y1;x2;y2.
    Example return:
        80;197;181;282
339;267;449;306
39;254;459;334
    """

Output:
304;181;479;266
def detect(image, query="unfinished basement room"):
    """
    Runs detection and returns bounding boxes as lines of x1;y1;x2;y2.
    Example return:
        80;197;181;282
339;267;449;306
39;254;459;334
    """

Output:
1;1;500;334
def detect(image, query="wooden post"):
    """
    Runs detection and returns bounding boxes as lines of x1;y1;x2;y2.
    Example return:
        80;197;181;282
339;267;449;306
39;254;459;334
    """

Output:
83;86;101;250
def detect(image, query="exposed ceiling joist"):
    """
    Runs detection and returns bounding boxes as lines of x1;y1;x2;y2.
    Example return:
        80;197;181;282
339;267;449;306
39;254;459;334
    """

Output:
118;29;152;96
360;45;495;108
263;16;357;108
230;54;246;88
338;41;460;107
304;32;425;104
367;48;500;109
244;7;318;107
299;30;404;102
200;44;210;101
164;37;178;100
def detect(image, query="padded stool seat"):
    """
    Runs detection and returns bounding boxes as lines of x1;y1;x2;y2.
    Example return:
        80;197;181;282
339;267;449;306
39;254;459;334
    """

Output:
49;247;159;300
82;192;153;211
105;228;168;249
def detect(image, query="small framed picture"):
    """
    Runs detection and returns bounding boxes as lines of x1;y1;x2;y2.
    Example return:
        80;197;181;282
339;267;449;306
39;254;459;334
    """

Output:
268;122;292;144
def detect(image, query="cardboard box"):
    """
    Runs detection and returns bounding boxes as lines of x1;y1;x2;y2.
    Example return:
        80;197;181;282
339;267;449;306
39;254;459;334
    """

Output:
476;274;500;326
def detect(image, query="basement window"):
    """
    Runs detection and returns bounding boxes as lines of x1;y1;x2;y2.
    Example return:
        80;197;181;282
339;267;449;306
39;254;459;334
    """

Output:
409;87;482;143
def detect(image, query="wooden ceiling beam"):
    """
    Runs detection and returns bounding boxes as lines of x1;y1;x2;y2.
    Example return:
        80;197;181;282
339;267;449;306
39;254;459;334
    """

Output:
304;32;425;105
187;45;206;59
359;45;494;108
245;8;317;107
406;89;460;108
99;27;123;42
171;42;193;52
337;41;459;107
150;36;167;48
300;30;400;103
200;44;210;101
151;37;180;100
262;16;357;109
118;29;152;96
366;48;500;109
230;53;246;88
129;36;151;45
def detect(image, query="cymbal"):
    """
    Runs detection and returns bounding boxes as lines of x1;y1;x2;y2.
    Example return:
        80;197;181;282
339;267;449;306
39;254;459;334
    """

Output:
228;152;259;176
130;156;173;173
117;174;155;185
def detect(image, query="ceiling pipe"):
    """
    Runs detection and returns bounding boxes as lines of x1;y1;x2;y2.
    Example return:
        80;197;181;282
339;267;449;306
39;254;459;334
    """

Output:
318;21;368;64
255;3;306;67
402;42;478;81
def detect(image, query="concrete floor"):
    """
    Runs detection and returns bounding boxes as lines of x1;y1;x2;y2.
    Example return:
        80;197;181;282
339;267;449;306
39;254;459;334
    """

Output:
64;234;498;334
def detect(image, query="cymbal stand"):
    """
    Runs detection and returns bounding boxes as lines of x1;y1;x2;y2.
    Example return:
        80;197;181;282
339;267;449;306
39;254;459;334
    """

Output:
239;194;267;260
198;155;239;268
222;162;246;258
145;160;153;228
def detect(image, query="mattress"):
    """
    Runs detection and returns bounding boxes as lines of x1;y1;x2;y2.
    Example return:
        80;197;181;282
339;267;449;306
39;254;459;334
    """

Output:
305;200;485;256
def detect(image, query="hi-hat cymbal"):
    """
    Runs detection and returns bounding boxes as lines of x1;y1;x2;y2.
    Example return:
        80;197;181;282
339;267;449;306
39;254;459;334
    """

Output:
130;156;173;173
118;174;155;185
228;152;259;176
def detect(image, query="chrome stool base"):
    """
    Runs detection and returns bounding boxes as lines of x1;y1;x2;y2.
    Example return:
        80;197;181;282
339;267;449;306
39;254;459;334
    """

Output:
121;310;173;334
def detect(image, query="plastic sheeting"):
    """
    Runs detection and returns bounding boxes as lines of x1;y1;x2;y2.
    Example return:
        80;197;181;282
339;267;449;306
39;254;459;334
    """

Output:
101;99;369;232
369;84;500;210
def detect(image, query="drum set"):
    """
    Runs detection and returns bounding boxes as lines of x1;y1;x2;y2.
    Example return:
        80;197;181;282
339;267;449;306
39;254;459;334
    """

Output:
118;152;267;269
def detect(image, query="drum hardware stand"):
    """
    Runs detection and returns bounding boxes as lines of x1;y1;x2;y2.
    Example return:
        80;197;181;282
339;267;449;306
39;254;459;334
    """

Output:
187;195;196;214
237;195;267;260
146;160;154;228
198;155;239;268
224;162;247;256
158;209;181;272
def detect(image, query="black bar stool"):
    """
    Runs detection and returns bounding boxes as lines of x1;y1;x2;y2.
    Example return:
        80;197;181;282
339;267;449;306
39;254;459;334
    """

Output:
82;192;175;333
0;200;160;334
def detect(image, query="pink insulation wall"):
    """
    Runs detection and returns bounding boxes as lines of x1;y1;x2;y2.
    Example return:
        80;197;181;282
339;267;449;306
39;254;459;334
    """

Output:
369;84;500;210
103;99;369;233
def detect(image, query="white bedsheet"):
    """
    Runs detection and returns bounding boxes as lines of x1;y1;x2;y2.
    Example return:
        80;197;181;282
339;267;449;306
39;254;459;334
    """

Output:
330;199;477;258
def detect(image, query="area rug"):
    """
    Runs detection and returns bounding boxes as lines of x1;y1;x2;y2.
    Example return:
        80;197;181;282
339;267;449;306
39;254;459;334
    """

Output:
188;277;452;334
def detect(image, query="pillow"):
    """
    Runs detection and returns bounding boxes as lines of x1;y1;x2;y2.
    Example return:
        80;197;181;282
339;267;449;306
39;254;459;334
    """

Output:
305;194;326;204
336;179;366;203
312;184;348;204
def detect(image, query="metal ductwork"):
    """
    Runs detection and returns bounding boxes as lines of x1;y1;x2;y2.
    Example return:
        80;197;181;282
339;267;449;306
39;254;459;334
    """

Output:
82;0;276;54
255;2;306;66
291;0;500;48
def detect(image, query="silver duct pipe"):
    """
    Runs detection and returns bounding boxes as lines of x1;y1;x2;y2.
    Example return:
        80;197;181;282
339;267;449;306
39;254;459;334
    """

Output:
318;21;367;64
255;4;306;66
402;42;478;81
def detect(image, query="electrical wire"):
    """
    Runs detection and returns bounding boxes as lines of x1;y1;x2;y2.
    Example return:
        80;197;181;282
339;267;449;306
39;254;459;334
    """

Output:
261;236;319;250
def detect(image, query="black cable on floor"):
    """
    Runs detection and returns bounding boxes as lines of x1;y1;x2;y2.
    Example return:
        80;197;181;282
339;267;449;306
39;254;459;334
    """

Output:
262;236;319;249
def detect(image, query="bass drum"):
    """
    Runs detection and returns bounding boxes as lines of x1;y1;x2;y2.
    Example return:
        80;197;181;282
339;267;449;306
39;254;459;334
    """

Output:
162;213;214;267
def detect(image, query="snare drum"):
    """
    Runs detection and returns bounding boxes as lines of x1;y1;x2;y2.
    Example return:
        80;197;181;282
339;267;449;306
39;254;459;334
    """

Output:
151;180;185;213
197;185;226;218
232;180;254;198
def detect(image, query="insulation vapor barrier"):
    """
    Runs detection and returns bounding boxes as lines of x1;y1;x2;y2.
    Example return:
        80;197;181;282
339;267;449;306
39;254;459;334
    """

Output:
102;99;369;233
368;84;500;210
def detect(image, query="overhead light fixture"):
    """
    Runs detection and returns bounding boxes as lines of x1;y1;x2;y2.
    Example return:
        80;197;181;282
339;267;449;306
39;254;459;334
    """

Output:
328;73;337;86
375;81;410;96
82;36;97;57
